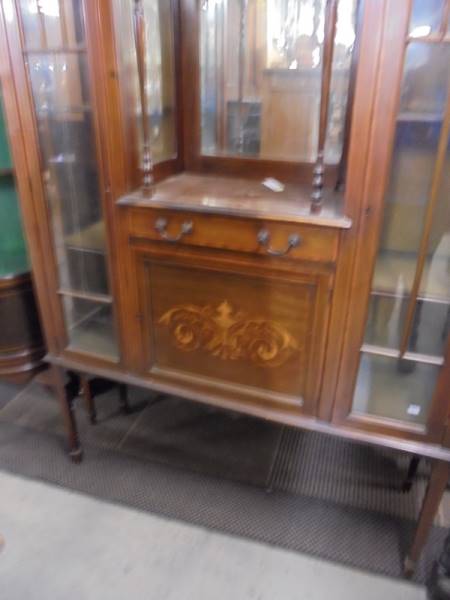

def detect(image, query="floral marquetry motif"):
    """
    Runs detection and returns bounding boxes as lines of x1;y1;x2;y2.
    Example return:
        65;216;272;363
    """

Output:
159;300;299;368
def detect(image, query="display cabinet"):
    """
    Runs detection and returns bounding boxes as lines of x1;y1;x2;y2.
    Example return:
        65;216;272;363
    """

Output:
0;82;44;382
1;0;449;571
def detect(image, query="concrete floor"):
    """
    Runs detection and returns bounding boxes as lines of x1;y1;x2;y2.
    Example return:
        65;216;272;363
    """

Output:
0;471;427;600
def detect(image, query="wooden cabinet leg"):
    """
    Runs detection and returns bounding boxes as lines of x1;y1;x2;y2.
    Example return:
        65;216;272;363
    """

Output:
402;455;421;493
80;376;97;425
51;366;83;463
404;459;450;575
118;384;131;415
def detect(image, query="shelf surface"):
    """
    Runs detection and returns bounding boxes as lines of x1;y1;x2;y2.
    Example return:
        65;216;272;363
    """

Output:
119;173;351;229
64;221;106;253
372;250;450;302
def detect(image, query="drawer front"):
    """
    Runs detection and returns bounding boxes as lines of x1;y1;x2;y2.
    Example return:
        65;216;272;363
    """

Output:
128;208;339;263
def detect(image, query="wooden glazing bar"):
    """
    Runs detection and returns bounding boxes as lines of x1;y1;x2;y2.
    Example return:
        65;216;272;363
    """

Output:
310;0;338;213
440;0;450;38
58;0;70;47
237;0;248;154
361;343;445;366
399;83;450;357
36;0;48;50
133;0;154;195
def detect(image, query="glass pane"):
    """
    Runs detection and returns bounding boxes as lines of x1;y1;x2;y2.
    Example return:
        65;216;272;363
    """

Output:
200;0;357;162
354;36;449;425
63;297;118;359
409;0;445;39
18;0;117;359
113;0;177;164
19;0;86;49
353;354;440;425
364;43;450;350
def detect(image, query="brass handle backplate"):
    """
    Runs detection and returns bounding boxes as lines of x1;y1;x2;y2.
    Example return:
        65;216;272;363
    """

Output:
155;217;193;242
257;229;301;257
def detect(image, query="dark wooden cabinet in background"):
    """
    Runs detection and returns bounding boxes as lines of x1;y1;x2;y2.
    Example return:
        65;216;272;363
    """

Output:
0;0;449;572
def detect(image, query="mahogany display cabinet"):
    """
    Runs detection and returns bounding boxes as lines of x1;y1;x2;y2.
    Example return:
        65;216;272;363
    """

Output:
0;0;449;572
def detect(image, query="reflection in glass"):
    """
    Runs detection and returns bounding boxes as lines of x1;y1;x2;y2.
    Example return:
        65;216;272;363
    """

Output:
63;297;118;359
353;354;439;425
409;0;445;39
364;44;450;352
113;0;177;164
18;0;118;359
200;0;357;162
20;0;85;49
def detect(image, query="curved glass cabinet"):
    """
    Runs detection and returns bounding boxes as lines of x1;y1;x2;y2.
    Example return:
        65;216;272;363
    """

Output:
16;0;118;360
352;0;450;426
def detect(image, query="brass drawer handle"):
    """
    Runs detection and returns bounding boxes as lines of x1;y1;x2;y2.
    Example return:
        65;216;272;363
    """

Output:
155;217;193;242
257;229;302;257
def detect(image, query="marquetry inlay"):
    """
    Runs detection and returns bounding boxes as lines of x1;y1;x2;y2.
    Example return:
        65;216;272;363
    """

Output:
159;300;299;367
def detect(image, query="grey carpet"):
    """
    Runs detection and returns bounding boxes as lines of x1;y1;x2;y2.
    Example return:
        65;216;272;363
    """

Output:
0;380;445;585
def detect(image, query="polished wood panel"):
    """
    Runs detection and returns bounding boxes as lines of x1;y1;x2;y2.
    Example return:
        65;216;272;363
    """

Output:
136;256;331;415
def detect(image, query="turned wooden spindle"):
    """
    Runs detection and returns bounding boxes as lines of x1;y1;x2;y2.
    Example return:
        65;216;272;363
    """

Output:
311;0;339;214
133;0;154;195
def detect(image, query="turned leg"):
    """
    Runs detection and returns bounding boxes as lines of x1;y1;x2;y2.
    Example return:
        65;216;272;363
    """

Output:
402;455;421;493
118;384;131;415
404;459;450;575
80;376;97;425
51;366;83;463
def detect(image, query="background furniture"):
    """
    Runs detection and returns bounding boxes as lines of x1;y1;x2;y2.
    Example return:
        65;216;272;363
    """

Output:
0;0;449;572
0;85;44;383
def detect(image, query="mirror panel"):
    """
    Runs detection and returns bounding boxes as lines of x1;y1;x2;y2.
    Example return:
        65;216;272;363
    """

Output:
200;0;358;163
113;0;178;165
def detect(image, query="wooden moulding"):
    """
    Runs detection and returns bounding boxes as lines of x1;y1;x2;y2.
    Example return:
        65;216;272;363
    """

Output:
0;272;45;384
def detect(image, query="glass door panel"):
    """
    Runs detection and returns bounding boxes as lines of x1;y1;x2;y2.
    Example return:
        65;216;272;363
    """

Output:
352;7;450;426
18;0;118;360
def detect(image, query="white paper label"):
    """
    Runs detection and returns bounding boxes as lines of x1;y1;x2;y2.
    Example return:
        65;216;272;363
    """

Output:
262;178;285;193
407;404;421;416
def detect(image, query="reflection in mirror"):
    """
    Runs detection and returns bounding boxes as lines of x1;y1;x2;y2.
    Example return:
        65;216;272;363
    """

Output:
114;0;177;166
200;0;358;163
409;0;446;39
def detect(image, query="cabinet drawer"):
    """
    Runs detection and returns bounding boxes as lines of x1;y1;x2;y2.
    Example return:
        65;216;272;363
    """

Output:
128;208;339;263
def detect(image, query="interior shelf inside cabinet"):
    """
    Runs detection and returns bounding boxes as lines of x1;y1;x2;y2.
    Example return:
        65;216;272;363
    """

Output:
66;301;118;361
64;221;106;254
372;250;450;303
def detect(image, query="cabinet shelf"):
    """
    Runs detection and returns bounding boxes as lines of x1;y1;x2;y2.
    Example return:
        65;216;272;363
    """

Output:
23;45;87;55
64;221;106;254
372;251;450;303
57;289;112;304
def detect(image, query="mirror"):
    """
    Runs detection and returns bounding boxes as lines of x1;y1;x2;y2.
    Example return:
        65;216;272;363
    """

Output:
200;0;358;164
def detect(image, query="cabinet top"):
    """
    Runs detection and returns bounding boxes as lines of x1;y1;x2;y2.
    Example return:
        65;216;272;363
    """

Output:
118;173;352;229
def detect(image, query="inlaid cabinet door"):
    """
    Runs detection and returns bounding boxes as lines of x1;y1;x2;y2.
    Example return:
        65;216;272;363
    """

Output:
136;255;332;416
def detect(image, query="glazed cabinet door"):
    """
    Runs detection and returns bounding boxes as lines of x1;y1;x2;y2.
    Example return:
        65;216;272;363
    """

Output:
335;0;450;441
2;0;119;363
134;249;332;418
